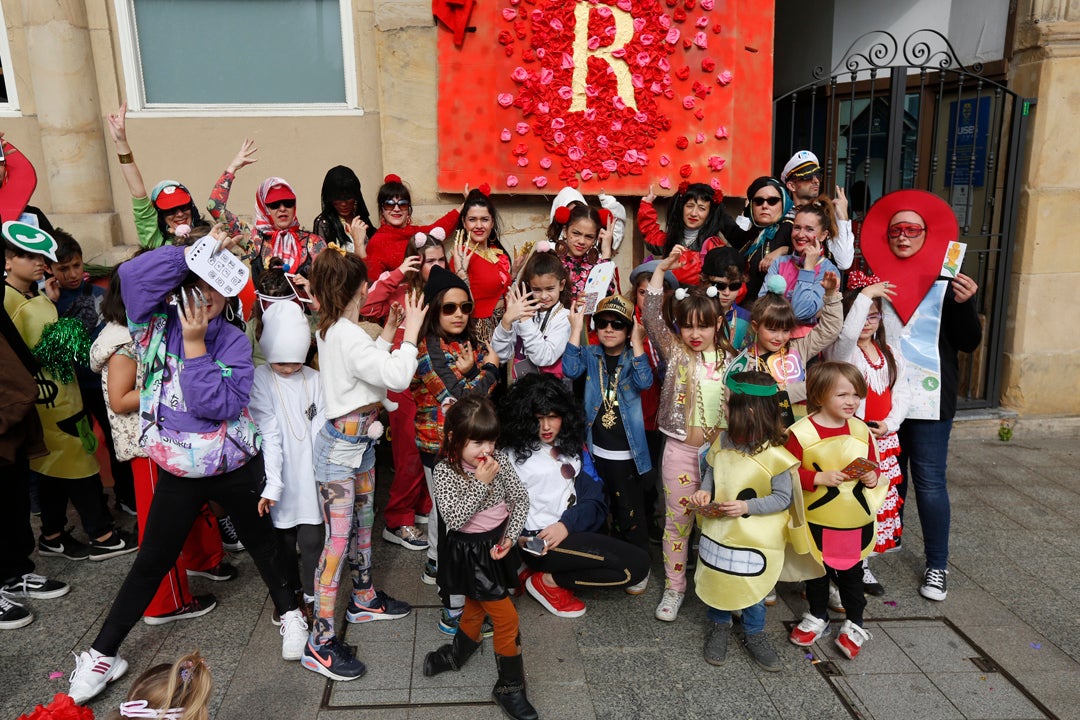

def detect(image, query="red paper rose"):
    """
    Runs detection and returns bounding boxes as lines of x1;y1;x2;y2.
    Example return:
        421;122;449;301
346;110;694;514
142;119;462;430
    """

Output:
676;136;689;150
679;164;693;178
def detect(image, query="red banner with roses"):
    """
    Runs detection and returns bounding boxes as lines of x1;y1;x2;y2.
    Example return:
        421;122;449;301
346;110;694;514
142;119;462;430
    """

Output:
436;0;774;196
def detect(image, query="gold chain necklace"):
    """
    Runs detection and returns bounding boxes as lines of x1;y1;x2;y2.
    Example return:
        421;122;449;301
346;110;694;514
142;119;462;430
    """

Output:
694;349;725;442
598;354;622;430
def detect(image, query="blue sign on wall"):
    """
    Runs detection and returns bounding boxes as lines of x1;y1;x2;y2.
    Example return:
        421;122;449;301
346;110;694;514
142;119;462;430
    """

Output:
945;97;990;188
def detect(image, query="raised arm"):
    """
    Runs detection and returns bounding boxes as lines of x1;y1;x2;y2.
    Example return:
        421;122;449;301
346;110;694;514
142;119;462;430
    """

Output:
106;103;148;200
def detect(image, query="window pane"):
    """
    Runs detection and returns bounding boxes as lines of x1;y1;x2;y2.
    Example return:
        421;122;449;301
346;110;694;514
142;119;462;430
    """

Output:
133;0;346;104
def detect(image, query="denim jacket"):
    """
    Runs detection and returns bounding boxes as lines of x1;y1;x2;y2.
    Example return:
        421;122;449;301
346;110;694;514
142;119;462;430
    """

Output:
562;343;654;475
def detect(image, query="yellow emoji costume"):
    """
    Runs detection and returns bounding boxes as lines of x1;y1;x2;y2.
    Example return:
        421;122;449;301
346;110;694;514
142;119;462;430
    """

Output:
695;441;799;611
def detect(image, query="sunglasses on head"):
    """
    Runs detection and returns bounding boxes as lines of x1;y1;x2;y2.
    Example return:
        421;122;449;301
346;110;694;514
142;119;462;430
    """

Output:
266;199;296;210
709;280;743;293
595;317;630;331
888;223;925;239
441;301;474;316
382;199;410;209
752;196;782;207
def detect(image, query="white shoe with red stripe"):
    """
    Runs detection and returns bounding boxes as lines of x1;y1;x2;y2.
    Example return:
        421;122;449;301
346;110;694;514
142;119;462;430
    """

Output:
69;650;129;704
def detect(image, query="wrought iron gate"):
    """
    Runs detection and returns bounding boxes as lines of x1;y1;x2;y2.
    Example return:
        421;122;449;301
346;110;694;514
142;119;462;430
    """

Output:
773;29;1034;410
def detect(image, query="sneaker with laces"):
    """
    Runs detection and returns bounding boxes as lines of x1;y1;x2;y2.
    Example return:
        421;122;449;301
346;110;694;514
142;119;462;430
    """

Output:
0;594;33;629
654;588;684;622
345;590;412;623
68;650;129;704
438;607;462;635
835;619;872;659
1;572;70;599
301;637;366;681
187;562;239;582
143;594;217;626
280;608;308;660
38;531;90;561
218;516;245;552
703;621;731;666
526;573;586;618
421;558;438;585
919;568;948;601
88;530;138;561
862;560;885;596
744;632;782;671
382;525;429;550
788;612;829;646
625;572;650;596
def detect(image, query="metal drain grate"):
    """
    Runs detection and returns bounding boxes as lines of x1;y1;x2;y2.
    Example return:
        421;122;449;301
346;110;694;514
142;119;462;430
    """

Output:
784;616;1059;720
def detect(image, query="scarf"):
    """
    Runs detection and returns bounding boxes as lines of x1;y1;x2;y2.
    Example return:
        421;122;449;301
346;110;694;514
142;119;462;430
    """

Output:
740;177;792;260
254;177;304;271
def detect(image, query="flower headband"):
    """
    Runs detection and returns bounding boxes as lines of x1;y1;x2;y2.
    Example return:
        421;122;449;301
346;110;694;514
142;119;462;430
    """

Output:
676;180;723;204
119;700;185;719
383;174;402;184
725;374;779;397
846;269;883;290
552;204;612;227
674;285;718;301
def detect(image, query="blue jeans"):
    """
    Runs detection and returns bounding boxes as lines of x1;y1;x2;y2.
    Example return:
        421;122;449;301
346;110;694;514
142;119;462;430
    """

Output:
897;418;953;570
707;600;766;635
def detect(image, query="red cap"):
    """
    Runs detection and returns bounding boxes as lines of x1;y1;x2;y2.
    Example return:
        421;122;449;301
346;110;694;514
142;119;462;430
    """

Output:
264;183;296;205
154;185;192;211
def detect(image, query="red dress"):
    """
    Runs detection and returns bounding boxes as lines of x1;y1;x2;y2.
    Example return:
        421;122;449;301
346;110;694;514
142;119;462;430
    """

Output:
862;377;903;552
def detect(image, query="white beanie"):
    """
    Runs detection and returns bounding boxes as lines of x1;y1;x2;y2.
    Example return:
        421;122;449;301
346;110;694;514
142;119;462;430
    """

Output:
548;186;587;223
259;301;311;363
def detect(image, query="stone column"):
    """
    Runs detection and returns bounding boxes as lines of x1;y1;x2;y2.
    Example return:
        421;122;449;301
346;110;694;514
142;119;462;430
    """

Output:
1002;0;1080;413
21;0;117;255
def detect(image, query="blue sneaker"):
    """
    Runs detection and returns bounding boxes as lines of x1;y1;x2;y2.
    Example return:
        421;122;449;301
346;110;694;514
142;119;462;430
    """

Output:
300;638;367;681
345;590;411;623
438;607;494;638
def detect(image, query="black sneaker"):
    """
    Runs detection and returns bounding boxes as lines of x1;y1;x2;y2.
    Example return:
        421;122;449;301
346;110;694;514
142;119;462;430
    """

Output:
88;531;138;561
38;531;90;561
345;590;411;623
217;516;245;552
143;594;217;626
301;638;367;681
0;593;34;630
421;558;438;585
187;562;238;582
1;572;70;599
919;568;948;601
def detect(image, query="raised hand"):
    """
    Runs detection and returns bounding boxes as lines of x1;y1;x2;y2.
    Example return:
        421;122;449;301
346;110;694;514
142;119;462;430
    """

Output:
567;297;586;337
642;184;657;204
821;270;840;296
227;139;258;175
501;284;541;329
657;244;686;272
397;255;422;277
482;340;501;369
455;341;476;374
599;213;615;259
952;272;978;303
400;289;429;346
861;280;896;302
106;103;129;146
803;237;822;268
452;230;474;277
833;186;849;220
348;217;370;257
631;317;646;352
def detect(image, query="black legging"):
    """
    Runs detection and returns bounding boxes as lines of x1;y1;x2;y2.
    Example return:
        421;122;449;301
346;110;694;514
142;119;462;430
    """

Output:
590;456;650;552
521;532;650;590
805;563;866;625
93;454;297;656
276;523;324;598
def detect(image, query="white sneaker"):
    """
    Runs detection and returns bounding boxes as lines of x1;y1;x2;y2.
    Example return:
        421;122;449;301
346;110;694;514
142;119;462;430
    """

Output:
835;619;872;659
69;650;128;704
828;583;846;613
654;588;684;622
764;587;777;606
788;612;829;646
279;608;308;660
625;572;649;595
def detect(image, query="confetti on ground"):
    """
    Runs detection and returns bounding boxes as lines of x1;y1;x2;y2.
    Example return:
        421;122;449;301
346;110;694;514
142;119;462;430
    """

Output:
48;671;63;680
811;660;821;665
1030;642;1042;649
805;653;814;660
884;600;898;606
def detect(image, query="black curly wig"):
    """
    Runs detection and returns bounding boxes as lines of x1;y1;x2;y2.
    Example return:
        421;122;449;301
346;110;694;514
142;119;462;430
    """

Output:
498;373;586;463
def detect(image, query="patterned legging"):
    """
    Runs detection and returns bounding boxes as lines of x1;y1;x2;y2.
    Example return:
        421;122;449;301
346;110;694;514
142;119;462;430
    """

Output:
661;438;704;593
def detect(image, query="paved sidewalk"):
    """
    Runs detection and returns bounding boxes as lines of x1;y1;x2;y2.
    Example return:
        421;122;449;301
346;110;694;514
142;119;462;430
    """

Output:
3;429;1079;719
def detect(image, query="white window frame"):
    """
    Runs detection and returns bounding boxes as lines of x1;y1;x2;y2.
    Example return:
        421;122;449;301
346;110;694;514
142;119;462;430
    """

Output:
0;2;21;116
113;0;361;117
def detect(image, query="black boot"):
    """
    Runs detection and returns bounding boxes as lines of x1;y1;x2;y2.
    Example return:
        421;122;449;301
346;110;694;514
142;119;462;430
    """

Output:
492;652;538;720
423;630;481;676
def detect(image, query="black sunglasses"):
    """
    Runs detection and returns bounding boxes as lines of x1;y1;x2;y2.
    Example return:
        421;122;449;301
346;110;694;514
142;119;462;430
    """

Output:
595;317;630;331
441;301;474;316
266;199;296;210
382;199;410;209
709;280;743;293
751;196;782;207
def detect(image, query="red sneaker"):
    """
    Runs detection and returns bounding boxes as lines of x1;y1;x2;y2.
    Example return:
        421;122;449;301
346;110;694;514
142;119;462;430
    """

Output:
835;619;872;659
525;573;586;618
511;566;535;598
788;612;829;647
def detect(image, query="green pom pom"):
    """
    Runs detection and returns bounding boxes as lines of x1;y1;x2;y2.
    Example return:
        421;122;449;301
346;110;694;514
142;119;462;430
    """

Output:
32;318;92;385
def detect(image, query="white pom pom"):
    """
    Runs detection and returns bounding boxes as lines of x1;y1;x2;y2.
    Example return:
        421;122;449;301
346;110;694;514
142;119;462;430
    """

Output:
366;420;384;440
174;223;192;238
705;285;719;298
413;232;427;248
536;239;554;253
429;227;447;241
674;288;689;301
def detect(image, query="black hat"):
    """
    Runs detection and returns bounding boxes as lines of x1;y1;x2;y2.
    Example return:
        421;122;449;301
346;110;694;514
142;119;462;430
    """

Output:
702;246;743;277
423;265;471;307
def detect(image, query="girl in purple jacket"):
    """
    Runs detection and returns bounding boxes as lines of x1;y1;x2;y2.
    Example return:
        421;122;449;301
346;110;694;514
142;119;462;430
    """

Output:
68;227;308;705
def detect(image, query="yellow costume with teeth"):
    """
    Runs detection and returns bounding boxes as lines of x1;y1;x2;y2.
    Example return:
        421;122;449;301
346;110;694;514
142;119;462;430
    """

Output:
694;441;799;611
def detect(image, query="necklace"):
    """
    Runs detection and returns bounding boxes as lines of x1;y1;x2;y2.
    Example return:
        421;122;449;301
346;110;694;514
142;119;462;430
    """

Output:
693;349;725;443
271;369;316;441
859;341;885;370
598;354;622;430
